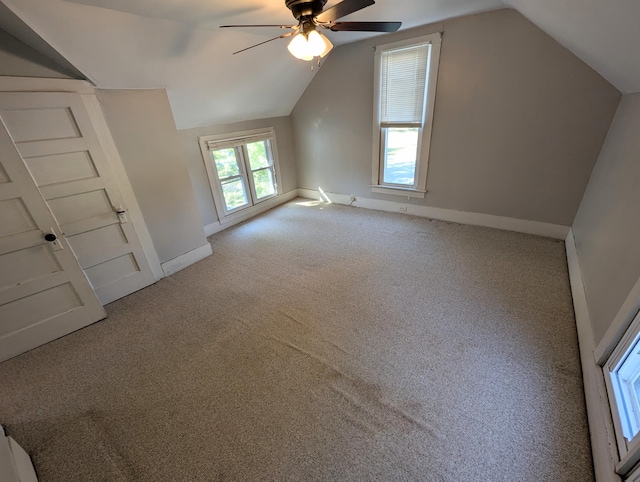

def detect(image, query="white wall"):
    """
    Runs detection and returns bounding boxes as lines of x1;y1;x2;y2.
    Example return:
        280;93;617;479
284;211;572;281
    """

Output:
97;89;208;264
572;93;640;345
178;116;298;226
291;8;620;226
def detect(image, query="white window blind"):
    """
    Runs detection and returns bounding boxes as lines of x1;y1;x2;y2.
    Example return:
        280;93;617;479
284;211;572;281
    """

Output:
379;43;430;127
206;133;272;151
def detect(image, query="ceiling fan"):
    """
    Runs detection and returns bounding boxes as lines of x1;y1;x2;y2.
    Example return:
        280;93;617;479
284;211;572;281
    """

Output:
221;0;401;60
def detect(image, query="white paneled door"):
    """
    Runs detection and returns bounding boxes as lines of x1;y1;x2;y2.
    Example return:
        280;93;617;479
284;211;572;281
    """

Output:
0;117;106;362
0;92;156;305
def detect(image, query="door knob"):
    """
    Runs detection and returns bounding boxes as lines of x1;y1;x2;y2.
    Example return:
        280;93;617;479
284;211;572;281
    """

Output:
44;228;63;251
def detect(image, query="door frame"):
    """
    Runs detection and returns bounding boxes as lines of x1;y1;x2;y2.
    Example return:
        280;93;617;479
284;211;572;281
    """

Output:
0;77;164;283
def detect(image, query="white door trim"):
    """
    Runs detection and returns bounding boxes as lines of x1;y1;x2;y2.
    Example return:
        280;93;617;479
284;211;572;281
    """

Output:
80;94;163;281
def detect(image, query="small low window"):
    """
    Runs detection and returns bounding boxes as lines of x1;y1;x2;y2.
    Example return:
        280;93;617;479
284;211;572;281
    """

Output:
200;128;282;222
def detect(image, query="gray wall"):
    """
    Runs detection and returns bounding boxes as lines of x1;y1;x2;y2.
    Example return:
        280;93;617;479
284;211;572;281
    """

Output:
0;28;76;79
178;116;298;226
573;93;640;345
291;8;620;226
97;89;208;263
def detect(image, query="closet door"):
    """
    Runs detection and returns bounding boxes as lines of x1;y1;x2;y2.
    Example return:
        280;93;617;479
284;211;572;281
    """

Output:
0;92;156;305
0;117;105;362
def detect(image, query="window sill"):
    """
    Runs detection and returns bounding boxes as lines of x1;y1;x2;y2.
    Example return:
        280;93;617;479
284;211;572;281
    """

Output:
370;185;426;199
219;191;283;225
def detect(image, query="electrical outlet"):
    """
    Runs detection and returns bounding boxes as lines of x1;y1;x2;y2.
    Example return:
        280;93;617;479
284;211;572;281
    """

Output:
398;206;407;213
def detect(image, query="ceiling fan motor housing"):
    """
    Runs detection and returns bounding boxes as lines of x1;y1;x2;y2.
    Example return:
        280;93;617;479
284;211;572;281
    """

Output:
223;0;400;56
285;0;328;20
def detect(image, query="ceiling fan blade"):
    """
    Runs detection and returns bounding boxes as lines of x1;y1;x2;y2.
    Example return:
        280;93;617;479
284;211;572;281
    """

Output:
221;25;296;29
232;31;295;55
329;21;401;32
316;0;375;23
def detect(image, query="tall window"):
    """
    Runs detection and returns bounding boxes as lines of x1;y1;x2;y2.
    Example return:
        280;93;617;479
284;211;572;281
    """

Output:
372;33;441;198
200;128;282;222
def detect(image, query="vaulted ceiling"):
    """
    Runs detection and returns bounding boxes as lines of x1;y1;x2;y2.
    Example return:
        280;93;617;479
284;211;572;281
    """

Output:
2;0;638;129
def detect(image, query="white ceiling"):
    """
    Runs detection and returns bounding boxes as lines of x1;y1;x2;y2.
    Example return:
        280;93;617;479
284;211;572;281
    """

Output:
2;0;638;129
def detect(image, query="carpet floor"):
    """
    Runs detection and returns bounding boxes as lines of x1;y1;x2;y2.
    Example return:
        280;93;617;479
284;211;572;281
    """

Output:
0;199;593;481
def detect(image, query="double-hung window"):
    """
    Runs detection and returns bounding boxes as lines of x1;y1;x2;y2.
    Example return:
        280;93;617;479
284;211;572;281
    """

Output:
200;127;282;222
372;33;441;198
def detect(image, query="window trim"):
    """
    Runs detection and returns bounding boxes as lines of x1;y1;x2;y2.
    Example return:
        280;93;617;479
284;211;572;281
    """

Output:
626;460;640;481
371;33;442;198
603;306;640;475
215;146;252;217
199;127;283;225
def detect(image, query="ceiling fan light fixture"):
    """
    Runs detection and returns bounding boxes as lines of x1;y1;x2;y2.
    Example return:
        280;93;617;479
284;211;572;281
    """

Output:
319;32;333;58
287;29;333;61
307;30;327;56
287;32;310;60
224;0;400;57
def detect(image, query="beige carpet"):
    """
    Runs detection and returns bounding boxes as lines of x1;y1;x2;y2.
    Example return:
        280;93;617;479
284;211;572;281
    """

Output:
0;199;593;481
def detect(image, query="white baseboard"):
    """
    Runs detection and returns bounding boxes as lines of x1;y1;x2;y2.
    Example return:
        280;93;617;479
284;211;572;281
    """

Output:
204;221;224;238
204;189;298;238
297;189;570;240
161;243;212;277
565;229;620;482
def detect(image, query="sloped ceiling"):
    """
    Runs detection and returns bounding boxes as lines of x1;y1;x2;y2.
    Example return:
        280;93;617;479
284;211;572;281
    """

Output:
1;0;638;129
0;1;85;78
504;0;640;95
